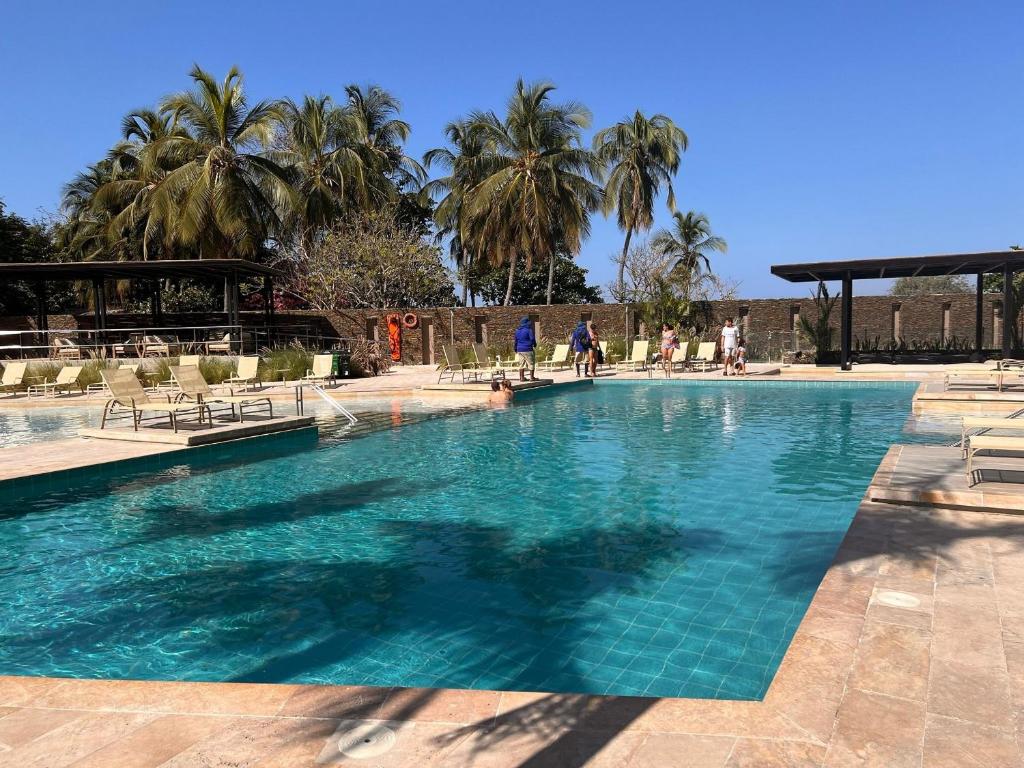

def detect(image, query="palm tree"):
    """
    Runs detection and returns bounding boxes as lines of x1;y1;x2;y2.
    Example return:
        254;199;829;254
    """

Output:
146;65;293;259
276;95;367;246
651;210;727;289
423;119;485;305
344;84;425;202
461;79;602;305
592;111;688;299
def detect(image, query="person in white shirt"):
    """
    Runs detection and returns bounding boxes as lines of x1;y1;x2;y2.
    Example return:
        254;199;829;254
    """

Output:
720;318;739;376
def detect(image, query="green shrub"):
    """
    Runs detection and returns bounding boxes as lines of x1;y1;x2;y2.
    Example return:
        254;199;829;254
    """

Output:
198;357;234;384
259;345;313;382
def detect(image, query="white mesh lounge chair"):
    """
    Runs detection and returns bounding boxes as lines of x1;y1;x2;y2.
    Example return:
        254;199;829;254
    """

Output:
0;361;28;396
537;344;571;371
100;368;210;432
966;434;1024;486
301;354;338;386
223;356;262;391
614;340;650;372
53;337;83;361
171;365;273;423
27;365;85;397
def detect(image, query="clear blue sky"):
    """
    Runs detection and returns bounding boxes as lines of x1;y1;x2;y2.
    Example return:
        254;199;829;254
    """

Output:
2;1;1022;298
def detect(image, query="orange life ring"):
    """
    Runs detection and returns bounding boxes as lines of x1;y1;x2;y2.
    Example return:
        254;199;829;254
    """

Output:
402;312;419;329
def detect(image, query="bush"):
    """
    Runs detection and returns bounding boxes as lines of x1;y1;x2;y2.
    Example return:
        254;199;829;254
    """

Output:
259;345;313;382
198;357;234;384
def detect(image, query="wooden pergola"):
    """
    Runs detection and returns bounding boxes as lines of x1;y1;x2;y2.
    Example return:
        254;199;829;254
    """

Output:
771;250;1024;370
0;259;282;332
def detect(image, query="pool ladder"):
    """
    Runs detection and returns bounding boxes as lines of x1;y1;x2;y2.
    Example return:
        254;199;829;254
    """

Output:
309;384;358;424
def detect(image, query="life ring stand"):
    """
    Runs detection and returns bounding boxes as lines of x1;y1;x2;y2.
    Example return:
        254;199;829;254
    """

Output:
402;313;419;329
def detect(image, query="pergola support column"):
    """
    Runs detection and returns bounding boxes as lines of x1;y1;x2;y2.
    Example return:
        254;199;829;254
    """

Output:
840;273;853;371
1003;264;1014;359
92;278;106;331
972;272;984;361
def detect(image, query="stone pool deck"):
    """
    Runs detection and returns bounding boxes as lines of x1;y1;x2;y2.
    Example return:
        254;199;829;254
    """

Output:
1;494;1022;767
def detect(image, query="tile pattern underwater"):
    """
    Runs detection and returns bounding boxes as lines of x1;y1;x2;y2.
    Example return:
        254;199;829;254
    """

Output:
0;382;933;699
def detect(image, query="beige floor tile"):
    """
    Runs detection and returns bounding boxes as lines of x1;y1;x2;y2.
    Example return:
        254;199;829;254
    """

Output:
275;684;391;720
922;713;1020;768
156;716;302;767
374;687;502;724
824;689;925;768
927;657;1014;728
847;622;930;701
68;714;230;768
623;733;736;767
0;707;84;750
31;678;299;717
726;738;827;767
5;711;156;768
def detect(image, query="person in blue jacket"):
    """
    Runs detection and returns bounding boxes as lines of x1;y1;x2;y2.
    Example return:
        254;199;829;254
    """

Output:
513;316;537;381
570;321;592;378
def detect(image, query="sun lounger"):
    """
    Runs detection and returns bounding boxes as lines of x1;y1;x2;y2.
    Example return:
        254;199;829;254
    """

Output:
965;434;1024;486
537;344;571;371
100;368;210;432
943;369;1012;392
178;355;201;368
960;416;1024;456
53;337;83;361
300;354;338;386
171;365;272;423
87;364;139;398
471;343;506;379
615;340;650;372
205;332;233;355
27;365;85;397
688;342;720;372
0;361;28;396
223;355;262;391
438;344;485;383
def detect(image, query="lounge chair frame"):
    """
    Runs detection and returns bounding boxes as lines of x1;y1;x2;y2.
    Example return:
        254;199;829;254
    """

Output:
100;369;211;433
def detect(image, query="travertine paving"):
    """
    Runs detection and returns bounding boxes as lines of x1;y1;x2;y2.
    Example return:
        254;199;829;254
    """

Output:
0;494;1021;767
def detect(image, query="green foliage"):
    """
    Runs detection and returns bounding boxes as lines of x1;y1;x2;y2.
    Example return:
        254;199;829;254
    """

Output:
0;201;78;314
797;282;838;359
475;255;603;306
651;211;727;290
593;111;688;296
889;275;971;296
198;357;234;384
426;80;602;306
287;206;456;310
259;345;313;382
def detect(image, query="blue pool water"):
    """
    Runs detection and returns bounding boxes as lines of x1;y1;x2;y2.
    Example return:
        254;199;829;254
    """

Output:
0;382;923;699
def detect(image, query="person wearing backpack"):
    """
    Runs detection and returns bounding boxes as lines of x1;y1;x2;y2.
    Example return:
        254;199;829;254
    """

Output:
570;321;592;377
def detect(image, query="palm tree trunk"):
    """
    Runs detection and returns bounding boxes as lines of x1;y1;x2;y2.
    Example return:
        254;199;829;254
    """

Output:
617;226;634;301
503;252;518;306
460;275;468;307
545;253;556;305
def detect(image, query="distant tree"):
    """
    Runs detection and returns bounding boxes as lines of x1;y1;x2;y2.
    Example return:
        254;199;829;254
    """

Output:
0;201;77;314
650;211;727;291
285;206;456;310
475;255;603;306
889;275;971;296
593;111;688;298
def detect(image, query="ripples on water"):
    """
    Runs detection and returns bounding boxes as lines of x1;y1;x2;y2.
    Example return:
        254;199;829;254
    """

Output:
0;382;932;699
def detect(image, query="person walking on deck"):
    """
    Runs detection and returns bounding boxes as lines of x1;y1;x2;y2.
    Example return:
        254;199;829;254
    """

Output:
570;321;592;378
513;316;537;382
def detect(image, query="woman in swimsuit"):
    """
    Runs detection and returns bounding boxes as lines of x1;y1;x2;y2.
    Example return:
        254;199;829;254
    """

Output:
661;323;679;376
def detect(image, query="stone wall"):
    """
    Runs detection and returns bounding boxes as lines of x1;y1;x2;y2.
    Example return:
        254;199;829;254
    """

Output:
2;292;1010;364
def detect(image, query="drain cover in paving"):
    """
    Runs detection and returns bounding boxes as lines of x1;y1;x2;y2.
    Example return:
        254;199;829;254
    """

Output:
317;720;402;764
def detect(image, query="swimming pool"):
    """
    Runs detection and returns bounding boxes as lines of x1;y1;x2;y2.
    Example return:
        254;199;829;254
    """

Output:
0;382;922;699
